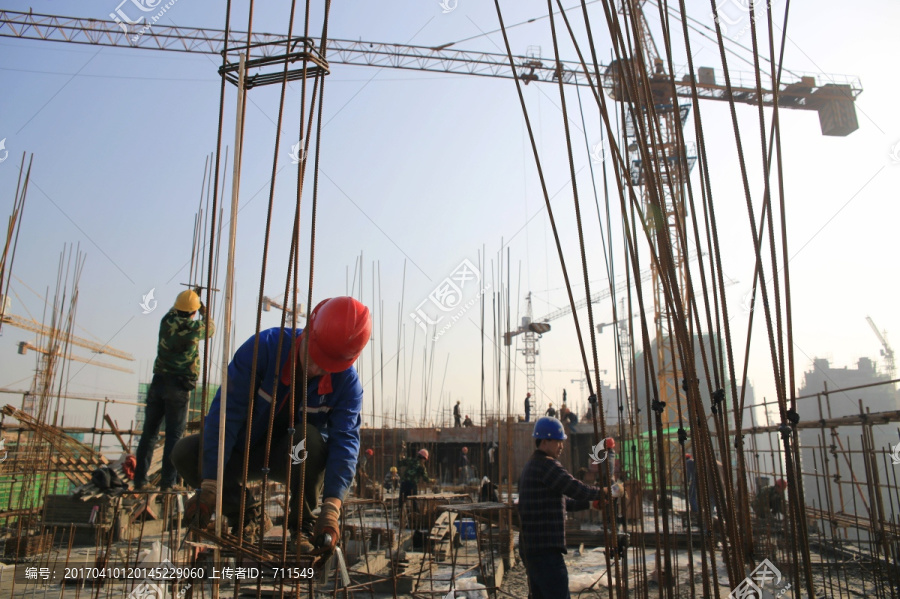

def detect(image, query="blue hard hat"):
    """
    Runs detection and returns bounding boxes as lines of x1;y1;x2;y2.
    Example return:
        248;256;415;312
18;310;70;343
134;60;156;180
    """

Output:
533;416;567;440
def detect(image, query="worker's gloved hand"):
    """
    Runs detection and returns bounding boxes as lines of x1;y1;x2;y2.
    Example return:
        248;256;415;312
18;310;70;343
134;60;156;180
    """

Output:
198;303;207;317
591;489;610;511
311;502;341;555
185;479;217;528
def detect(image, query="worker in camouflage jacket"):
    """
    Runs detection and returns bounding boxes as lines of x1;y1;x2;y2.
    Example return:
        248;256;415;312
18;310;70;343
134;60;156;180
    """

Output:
399;449;431;512
133;289;215;491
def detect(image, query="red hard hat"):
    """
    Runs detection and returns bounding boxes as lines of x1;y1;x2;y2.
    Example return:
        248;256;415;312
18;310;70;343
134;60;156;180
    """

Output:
604;437;616;450
775;478;788;490
365;448;374;457
685;453;692;460
417;449;429;460
305;297;371;373
462;447;468;454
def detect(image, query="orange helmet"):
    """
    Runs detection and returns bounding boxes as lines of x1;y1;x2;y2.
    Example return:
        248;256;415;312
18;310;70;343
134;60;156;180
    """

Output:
305;297;371;373
365;448;374;457
417;449;429;460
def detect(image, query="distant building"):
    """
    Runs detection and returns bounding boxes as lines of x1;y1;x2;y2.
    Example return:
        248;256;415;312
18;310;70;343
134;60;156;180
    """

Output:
797;357;899;546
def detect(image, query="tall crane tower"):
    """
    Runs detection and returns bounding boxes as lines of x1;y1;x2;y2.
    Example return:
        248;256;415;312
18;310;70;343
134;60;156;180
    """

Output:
866;316;895;379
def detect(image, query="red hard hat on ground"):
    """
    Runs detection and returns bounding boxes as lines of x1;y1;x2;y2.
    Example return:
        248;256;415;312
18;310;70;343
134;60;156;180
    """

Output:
417;449;429;460
305;297;371;373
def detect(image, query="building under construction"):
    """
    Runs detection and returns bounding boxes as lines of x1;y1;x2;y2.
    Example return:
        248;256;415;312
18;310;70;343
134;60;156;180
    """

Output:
0;1;897;598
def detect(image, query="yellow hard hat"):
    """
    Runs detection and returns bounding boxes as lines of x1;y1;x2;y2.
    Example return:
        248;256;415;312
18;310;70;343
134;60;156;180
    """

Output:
390;467;398;473
174;290;201;312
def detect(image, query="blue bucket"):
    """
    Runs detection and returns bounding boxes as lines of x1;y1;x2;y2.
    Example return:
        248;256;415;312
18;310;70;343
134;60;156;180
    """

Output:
454;519;477;540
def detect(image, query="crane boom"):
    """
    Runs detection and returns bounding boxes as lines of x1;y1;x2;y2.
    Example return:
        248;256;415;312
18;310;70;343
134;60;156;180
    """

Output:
16;341;134;374
1;313;134;361
0;10;861;135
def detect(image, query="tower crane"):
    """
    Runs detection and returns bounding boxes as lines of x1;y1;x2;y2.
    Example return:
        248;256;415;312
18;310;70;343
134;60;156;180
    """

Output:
0;9;860;136
866;316;895;379
0;6;860;428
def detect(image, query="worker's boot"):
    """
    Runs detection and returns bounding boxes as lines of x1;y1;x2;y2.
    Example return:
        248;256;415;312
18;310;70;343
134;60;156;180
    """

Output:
292;528;316;555
230;504;272;544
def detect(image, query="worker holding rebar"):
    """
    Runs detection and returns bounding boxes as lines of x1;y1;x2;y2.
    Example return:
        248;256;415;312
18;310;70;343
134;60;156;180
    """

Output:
518;417;609;599
173;296;371;553
133;289;215;492
356;447;374;499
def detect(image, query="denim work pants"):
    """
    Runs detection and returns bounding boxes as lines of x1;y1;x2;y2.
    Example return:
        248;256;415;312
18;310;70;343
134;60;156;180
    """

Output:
133;373;192;488
171;424;327;532
522;551;571;599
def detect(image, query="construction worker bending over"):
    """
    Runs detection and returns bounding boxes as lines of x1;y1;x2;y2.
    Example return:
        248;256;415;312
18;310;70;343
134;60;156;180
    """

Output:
173;296;371;553
518;417;609;599
752;478;788;521
134;289;215;491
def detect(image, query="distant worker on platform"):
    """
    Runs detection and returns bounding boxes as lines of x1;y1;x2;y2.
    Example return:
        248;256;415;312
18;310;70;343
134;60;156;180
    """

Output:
753;478;788;521
399;449;431;514
357;448;374;499
519;417;609;598
459;446;470;483
545;402;557;419
384;466;400;492
173;296;371;553
463;414;474;427
524;392;532;422
134;289;215;491
454;400;462;427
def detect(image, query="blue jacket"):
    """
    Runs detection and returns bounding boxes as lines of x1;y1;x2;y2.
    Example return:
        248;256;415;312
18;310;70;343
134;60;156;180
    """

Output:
202;327;363;499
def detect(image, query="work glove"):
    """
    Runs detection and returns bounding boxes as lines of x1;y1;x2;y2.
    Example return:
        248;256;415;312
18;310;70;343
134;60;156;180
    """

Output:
312;502;341;555
591;488;610;511
184;479;217;529
198;303;207;317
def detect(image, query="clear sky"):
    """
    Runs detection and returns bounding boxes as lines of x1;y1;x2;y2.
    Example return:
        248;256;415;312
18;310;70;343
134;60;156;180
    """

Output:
0;0;897;445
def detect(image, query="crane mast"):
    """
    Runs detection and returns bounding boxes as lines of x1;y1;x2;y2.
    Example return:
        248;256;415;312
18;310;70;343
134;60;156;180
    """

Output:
866;316;896;379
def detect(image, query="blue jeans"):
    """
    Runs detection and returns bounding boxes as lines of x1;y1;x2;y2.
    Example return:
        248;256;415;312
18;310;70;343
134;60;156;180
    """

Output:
133;373;191;488
522;551;570;599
